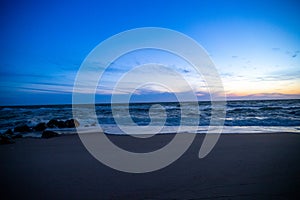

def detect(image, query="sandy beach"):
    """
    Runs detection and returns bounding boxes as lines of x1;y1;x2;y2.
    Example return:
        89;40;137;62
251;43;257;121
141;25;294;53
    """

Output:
1;133;299;199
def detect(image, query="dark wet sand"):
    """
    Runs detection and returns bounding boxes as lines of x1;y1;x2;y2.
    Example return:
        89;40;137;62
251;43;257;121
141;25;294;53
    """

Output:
1;133;300;199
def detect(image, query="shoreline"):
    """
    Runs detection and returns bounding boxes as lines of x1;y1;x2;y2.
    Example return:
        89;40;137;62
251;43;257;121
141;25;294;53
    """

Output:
1;133;300;199
4;125;300;140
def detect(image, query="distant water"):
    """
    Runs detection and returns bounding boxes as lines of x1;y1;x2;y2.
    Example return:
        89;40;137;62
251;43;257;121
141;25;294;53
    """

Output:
0;99;299;137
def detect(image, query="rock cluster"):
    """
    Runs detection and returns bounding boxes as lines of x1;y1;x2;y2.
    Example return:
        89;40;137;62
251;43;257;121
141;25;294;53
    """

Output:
0;129;22;144
41;131;59;139
14;125;30;132
46;119;79;128
0;118;80;144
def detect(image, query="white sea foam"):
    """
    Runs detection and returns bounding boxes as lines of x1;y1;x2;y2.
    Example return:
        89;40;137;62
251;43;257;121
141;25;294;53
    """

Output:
1;99;299;137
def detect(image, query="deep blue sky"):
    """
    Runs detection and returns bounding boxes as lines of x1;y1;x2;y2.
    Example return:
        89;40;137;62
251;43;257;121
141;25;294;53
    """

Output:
1;0;300;105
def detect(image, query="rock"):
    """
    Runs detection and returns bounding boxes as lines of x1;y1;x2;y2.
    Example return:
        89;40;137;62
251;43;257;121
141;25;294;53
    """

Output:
0;134;15;144
64;119;80;128
47;119;80;129
4;129;14;135
47;119;59;128
14;125;30;133
57;121;66;128
1;129;22;142
42;131;59;139
12;134;23;139
47;119;66;128
34;122;47;131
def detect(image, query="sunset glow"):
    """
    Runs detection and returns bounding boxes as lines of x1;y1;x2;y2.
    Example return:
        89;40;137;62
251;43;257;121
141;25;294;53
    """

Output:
1;0;299;105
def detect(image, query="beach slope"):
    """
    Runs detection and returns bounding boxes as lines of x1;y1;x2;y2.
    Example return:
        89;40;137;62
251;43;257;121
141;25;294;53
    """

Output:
1;133;299;199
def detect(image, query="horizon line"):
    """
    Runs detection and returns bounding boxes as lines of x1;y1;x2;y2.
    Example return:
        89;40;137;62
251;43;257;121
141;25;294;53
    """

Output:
1;98;299;107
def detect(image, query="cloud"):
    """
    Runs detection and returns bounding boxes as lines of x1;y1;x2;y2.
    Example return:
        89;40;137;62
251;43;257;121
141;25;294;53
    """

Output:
18;82;74;94
285;50;300;58
0;71;52;79
227;92;300;100
0;66;79;95
255;75;297;81
220;72;234;78
18;86;72;94
95;63;208;95
272;47;280;51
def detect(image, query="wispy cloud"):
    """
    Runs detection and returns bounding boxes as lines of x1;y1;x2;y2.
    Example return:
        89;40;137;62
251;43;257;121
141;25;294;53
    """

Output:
284;50;300;58
272;47;280;51
227;92;300;100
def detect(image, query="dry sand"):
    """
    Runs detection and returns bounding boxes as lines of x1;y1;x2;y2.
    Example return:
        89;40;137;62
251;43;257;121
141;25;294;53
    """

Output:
1;133;300;199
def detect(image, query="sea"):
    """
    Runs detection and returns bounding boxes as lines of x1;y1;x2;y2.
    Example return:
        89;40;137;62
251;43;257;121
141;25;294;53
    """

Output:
0;99;299;137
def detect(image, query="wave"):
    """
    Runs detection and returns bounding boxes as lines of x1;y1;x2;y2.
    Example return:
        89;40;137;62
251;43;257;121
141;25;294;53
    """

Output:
19;125;300;138
259;106;283;111
1;99;300;134
228;108;258;113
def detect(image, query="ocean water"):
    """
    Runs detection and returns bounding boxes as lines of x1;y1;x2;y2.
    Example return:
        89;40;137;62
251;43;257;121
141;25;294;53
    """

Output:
0;99;299;137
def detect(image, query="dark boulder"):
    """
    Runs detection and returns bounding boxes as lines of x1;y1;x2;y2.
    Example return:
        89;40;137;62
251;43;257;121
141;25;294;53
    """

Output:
47;119;79;129
4;129;14;135
34;122;47;131
47;119;66;128
57;120;66;128
47;119;59;128
42;131;59;139
1;129;22;141
14;125;30;133
12;134;23;139
0;134;15;144
64;119;80;128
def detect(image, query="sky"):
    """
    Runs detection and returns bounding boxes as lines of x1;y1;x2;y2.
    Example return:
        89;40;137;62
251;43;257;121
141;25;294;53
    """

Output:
0;0;300;105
